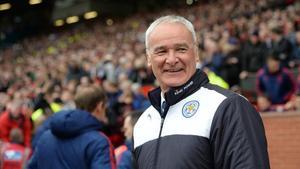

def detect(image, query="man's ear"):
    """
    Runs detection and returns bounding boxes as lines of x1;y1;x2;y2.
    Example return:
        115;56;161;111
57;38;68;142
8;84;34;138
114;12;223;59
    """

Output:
94;101;108;123
146;53;152;67
195;48;200;63
93;102;102;115
195;55;200;63
97;102;105;111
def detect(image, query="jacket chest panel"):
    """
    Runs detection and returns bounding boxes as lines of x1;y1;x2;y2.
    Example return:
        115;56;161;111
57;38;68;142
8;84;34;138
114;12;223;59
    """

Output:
134;87;226;149
161;87;226;138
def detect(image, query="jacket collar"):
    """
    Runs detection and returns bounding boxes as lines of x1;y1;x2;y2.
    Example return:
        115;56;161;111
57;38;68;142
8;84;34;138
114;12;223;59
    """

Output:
148;69;209;117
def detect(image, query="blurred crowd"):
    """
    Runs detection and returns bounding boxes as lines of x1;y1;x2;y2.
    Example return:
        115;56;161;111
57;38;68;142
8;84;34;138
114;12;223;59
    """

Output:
1;0;300;168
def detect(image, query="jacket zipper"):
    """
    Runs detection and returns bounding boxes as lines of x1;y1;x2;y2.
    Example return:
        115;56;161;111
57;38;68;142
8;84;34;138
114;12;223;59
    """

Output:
158;117;165;138
154;100;168;169
153;117;165;169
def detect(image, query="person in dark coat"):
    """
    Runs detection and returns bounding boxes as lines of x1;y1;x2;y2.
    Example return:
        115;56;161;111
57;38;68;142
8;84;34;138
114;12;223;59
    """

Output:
240;30;267;79
27;85;116;169
270;27;293;67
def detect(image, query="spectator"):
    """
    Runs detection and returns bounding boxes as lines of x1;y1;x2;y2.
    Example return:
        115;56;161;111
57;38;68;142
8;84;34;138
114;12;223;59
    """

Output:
203;38;225;76
240;30;267;79
115;111;142;169
131;83;151;111
219;38;241;87
197;49;230;89
256;51;297;112
27;85;116;169
60;89;76;111
201;67;229;89
30;91;58;130
270;26;293;67
66;61;89;82
0;128;31;169
0;99;32;147
0;93;10;113
77;76;92;92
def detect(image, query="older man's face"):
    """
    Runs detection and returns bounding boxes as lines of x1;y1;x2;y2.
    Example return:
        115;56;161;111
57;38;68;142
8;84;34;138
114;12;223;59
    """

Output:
147;22;198;92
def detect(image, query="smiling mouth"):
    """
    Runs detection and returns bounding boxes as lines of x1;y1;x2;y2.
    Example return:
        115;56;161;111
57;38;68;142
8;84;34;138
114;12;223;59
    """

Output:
164;68;183;73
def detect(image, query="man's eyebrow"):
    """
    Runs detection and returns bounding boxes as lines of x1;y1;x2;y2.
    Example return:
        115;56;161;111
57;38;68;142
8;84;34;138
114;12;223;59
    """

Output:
152;46;166;52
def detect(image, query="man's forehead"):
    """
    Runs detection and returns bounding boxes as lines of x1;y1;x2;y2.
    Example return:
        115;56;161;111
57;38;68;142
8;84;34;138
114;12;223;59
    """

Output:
149;22;188;37
152;21;186;31
148;22;193;48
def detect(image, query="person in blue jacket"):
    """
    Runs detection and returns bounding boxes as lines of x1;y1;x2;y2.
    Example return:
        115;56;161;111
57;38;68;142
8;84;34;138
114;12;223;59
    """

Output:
256;51;297;112
115;111;142;169
27;85;116;169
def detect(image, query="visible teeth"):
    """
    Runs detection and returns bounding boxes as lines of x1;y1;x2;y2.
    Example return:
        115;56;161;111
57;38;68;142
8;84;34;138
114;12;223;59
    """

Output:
164;69;182;73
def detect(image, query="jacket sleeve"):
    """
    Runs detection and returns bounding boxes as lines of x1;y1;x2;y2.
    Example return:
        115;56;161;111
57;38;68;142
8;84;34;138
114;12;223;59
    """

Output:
27;146;39;169
282;69;297;101
88;132;116;169
210;95;270;169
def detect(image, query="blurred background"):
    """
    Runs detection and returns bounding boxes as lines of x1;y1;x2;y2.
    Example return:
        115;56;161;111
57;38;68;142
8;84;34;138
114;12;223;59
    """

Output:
0;0;300;169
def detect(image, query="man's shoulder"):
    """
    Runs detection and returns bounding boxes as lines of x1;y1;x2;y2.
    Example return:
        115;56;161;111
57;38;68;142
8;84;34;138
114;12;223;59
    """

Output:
199;83;251;112
38;129;53;140
137;105;157;119
201;83;236;99
38;129;110;148
133;106;157;133
60;129;109;146
144;105;157;113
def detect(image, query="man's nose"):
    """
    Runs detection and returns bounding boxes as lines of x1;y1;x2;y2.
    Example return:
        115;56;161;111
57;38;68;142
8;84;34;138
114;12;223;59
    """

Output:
165;50;178;65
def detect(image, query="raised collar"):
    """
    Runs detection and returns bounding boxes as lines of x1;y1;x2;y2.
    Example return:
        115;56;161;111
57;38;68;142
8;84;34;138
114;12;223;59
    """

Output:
148;69;209;116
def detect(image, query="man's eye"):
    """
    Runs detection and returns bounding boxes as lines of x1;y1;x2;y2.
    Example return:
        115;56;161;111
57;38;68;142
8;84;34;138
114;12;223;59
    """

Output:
177;48;188;53
155;50;167;56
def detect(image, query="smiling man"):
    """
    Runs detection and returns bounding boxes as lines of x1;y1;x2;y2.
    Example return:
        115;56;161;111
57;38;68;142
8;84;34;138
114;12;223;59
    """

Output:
133;15;270;169
145;21;198;91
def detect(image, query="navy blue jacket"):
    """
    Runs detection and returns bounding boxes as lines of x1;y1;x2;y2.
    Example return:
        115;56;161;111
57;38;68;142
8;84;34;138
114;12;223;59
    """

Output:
133;70;270;169
27;109;116;169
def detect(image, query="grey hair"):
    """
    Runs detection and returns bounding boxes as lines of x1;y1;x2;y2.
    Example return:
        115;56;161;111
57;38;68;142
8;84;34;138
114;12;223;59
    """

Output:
145;15;197;52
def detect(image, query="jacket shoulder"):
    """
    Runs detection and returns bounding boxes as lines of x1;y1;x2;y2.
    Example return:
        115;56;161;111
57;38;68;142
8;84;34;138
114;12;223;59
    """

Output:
134;106;157;128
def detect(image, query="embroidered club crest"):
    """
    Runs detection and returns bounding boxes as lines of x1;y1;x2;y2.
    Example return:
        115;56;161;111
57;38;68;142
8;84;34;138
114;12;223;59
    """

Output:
182;100;199;118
